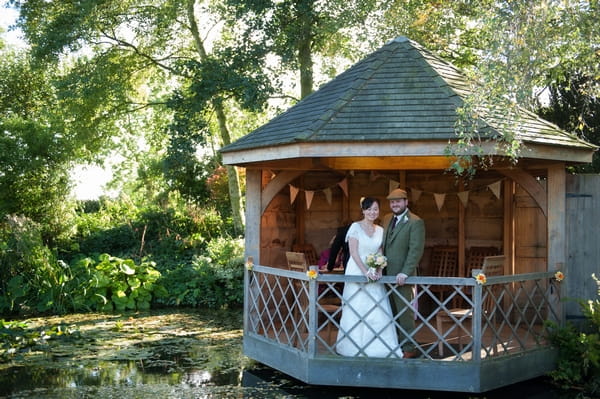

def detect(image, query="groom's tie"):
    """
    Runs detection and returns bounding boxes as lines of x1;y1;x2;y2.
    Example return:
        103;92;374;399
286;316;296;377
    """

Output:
390;216;398;230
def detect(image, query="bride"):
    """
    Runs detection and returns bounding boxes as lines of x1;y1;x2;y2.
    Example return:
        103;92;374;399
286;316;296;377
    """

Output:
335;197;403;358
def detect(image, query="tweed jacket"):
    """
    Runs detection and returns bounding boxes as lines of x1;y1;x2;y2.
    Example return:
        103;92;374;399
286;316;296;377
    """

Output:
382;210;425;277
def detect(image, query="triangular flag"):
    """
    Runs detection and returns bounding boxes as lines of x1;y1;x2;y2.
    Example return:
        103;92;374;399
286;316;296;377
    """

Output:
338;178;348;197
457;191;470;207
290;185;299;204
389;179;399;195
412;189;422;202
323;187;332;205
370;170;381;181
305;190;315;209
488;181;502;199
434;193;446;211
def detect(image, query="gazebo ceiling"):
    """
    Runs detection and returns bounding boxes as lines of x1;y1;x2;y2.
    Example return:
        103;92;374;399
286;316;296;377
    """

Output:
222;36;596;168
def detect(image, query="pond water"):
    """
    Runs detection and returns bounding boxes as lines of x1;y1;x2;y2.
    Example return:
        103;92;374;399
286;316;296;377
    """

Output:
0;309;579;399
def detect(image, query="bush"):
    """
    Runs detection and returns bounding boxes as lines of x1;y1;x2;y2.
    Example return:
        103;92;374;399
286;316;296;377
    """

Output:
547;274;600;395
69;254;167;312
0;215;70;315
156;237;244;308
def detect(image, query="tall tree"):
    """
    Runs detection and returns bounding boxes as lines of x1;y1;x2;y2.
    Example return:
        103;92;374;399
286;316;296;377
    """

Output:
223;0;380;99
11;0;274;234
0;51;74;239
538;72;600;172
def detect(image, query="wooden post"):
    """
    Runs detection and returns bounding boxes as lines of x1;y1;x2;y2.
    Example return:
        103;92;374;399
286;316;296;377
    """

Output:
458;180;465;277
296;175;305;245
547;164;566;324
245;169;262;264
503;179;514;275
547;164;566;272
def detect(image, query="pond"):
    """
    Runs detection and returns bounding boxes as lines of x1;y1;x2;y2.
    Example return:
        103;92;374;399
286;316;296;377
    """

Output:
0;309;579;398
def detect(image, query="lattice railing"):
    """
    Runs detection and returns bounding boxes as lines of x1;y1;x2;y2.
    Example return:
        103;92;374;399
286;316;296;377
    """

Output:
244;266;561;361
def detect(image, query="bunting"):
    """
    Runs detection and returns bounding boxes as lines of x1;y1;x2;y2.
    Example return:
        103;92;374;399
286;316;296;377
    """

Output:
389;179;400;195
338;178;349;197
289;185;299;204
323;187;333;205
434;193;446;211
305;190;315;209
370;170;383;181
488;180;502;199
457;191;470;208
288;176;349;209
286;172;503;211
412;188;422;202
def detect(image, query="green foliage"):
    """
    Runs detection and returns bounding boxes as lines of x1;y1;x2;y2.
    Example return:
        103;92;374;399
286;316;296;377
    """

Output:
65;196;230;261
157;237;245;309
0;215;71;315
538;72;600;173
547;274;600;395
69;254;167;312
0;52;77;240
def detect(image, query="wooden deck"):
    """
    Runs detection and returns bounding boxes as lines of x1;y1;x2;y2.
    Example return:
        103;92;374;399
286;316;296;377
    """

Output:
243;265;561;392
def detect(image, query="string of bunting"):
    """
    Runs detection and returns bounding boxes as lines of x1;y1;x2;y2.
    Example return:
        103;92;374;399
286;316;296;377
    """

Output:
387;178;504;211
289;177;348;209
288;173;503;211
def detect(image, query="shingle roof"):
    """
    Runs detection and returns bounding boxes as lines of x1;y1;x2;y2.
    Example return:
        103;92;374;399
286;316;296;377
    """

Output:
221;36;594;154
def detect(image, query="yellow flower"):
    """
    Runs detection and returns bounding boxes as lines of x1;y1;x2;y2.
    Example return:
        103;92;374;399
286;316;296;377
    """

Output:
245;260;254;271
475;273;487;285
554;271;564;282
306;269;318;280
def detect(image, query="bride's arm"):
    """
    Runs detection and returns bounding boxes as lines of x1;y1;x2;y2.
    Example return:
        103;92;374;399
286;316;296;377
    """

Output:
348;237;369;277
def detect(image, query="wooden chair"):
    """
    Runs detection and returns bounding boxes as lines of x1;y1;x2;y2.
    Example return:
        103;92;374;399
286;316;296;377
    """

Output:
428;246;459;302
291;243;319;266
435;255;505;356
465;247;500;277
286;251;309;272
285;251;341;345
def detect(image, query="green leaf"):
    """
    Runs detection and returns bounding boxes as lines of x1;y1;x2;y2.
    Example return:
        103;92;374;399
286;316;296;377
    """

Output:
120;263;136;275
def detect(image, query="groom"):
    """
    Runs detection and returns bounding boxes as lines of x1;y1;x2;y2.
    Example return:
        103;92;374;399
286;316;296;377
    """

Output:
382;188;425;358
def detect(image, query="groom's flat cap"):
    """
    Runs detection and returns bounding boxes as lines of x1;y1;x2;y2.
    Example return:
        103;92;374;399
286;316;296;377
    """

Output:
387;188;408;200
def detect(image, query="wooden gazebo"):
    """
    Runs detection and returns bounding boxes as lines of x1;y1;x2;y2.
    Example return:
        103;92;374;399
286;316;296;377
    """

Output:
221;37;596;392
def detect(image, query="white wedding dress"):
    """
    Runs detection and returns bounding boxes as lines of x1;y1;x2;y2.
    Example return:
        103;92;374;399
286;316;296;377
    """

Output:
335;222;404;358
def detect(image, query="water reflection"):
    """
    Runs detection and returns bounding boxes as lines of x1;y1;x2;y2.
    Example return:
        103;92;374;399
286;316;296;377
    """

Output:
0;361;579;399
0;308;581;398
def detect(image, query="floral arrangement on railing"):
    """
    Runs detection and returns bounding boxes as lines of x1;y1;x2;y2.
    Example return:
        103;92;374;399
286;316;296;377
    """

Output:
475;272;487;285
306;269;318;280
365;253;387;282
554;271;564;282
245;257;254;271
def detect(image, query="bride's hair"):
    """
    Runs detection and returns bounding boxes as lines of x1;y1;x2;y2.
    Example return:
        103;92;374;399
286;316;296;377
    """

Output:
360;196;379;210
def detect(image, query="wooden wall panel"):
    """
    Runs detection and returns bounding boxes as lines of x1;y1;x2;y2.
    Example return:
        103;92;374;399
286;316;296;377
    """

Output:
565;174;600;320
513;183;547;274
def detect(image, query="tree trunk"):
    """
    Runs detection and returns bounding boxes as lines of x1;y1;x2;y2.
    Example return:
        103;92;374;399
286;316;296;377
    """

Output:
297;4;314;99
215;106;245;234
187;0;244;234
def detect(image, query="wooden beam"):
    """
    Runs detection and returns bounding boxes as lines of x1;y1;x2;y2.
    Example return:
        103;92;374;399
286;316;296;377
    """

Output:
261;170;304;214
245;169;262;264
499;169;547;218
235;156;457;171
322;156;455;170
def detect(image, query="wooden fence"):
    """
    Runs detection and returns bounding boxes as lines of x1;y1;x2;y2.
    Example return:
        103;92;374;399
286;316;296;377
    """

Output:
566;174;600;321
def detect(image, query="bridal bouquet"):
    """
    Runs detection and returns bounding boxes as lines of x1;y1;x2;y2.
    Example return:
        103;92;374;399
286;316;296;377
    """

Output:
365;253;387;282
